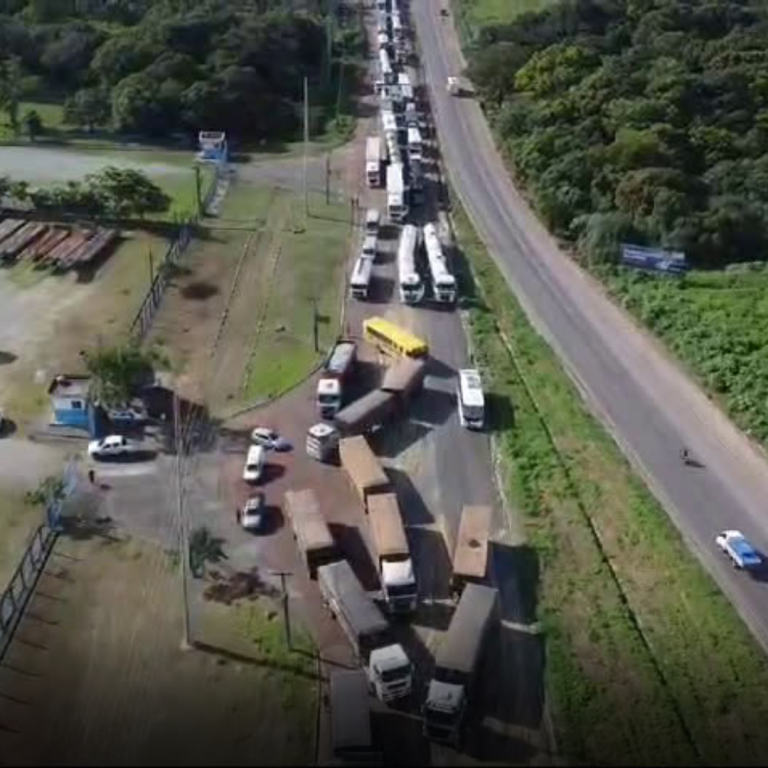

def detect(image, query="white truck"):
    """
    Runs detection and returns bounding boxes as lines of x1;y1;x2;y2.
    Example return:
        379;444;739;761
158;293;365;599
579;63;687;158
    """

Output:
366;136;383;188
397;224;424;304
350;256;374;301
423;222;457;303
316;340;357;418
423;583;499;744
368;493;417;614
387;162;408;223
318;560;413;702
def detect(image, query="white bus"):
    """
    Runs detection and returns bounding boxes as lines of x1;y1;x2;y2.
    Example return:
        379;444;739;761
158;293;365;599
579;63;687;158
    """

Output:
397;224;424;304
392;13;404;42
387;162;408;222
397;72;411;89
381;109;398;138
379;48;394;85
457;369;485;429
423;223;457;303
350;256;374;301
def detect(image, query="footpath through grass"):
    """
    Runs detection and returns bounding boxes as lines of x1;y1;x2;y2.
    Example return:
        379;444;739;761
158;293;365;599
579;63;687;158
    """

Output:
453;202;768;766
600;266;768;447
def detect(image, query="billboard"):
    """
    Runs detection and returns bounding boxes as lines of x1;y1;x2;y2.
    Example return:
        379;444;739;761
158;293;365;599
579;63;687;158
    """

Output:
620;243;688;276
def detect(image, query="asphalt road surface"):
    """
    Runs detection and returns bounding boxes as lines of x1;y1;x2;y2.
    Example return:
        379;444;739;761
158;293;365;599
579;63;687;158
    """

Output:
413;1;768;652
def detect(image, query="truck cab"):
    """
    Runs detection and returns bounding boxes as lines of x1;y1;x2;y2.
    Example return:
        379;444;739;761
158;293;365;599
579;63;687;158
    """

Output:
423;677;466;744
369;644;412;702
317;377;343;419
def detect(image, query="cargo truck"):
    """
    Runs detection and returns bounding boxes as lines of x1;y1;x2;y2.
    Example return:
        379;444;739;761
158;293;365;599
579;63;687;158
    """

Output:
316;340;357;418
318;560;413;702
422;584;499;744
387;162;408;223
368;493;417;614
380;357;426;401
451;505;492;598
284;489;339;579
330;670;381;764
366;136;383;188
334;389;398;436
339;435;391;505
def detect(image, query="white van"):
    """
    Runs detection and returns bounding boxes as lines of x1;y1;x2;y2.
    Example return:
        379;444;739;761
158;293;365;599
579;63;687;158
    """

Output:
365;208;381;236
362;234;378;261
350;256;374;300
243;445;266;483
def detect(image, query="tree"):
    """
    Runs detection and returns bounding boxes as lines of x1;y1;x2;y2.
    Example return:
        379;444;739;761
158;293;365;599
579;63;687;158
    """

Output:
64;87;111;132
22;109;42;141
87;166;171;219
189;526;226;578
0;56;24;133
83;343;156;408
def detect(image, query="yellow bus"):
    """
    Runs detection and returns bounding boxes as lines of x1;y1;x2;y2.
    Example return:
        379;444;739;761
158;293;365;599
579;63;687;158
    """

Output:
363;316;429;359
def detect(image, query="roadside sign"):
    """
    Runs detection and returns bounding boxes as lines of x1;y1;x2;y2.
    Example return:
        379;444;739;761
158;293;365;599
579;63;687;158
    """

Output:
621;243;688;276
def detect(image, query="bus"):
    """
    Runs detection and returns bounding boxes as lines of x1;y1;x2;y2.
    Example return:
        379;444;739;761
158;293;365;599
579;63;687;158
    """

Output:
364;317;429;359
423;222;457;303
407;126;423;160
457;368;485;429
350;256;374;301
397;224;424;304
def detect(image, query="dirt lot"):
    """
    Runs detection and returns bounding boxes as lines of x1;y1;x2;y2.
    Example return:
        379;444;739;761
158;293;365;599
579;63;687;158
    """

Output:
0;533;317;766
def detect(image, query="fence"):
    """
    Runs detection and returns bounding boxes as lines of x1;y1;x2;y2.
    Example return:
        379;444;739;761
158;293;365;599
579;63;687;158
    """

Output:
0;522;59;663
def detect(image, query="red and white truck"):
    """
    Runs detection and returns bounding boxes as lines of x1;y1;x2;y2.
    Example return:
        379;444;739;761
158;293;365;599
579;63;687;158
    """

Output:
316;340;357;419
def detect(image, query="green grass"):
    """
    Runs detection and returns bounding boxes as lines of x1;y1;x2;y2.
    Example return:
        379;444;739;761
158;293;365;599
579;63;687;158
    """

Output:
0;492;43;588
600;266;768;448
453;199;768;765
243;193;351;401
454;0;558;41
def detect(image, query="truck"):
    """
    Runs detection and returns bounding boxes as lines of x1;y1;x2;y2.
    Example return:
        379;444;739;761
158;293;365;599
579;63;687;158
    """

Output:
339;435;391;505
329;670;381;764
422;584;499;744
350;255;374;301
306;422;340;462
284;489;339;579
423;222;457;303
368;493;417;614
380;357;426;401
316;340;357;419
335;390;398;436
387;162;408;223
451;505;492;598
366;136;383;188
397;224;424;304
318;560;413;702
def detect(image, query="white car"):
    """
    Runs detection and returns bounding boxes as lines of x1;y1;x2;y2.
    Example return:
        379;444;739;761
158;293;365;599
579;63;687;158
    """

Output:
715;530;762;570
239;494;267;532
88;435;137;459
243;444;267;483
250;427;292;452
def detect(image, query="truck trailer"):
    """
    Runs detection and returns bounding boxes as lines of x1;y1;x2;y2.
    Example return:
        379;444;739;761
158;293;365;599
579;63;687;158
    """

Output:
451;505;492;598
284;489;339;579
334;389;398;436
330;670;381;763
339;435;391;505
318;560;413;702
368;492;417;614
422;584;499;744
316;339;357;419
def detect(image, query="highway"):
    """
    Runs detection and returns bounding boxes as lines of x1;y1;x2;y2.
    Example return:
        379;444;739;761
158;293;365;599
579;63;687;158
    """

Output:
413;1;768;652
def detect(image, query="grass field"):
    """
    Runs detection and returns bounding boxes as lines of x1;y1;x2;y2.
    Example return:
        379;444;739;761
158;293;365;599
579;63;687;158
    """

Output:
242;194;351;402
0;492;43;588
600;266;768;448
0;534;316;765
453;202;768;765
454;0;557;32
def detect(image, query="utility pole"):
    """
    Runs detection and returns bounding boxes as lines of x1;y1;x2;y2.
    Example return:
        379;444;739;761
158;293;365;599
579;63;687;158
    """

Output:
174;392;191;650
312;296;320;353
271;570;293;650
325;154;331;205
148;247;155;287
303;76;309;220
194;165;202;219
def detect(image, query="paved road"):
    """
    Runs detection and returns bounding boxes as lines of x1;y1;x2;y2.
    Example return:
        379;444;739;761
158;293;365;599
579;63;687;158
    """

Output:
414;2;768;651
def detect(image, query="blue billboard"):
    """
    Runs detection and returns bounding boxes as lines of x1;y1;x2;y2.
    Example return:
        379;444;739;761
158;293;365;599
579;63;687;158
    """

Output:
620;243;688;276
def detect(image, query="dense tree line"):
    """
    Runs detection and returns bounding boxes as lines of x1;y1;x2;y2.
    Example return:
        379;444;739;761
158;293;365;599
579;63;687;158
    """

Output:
0;0;357;140
467;0;768;266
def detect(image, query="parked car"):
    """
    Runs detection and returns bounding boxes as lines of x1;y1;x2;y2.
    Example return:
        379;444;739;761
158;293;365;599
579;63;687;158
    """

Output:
109;408;146;424
716;530;763;570
88;435;139;459
250;427;292;452
243;444;267;483
239;493;268;532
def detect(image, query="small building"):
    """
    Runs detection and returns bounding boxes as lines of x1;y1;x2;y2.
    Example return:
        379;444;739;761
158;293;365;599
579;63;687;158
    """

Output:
197;131;228;164
48;375;92;429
